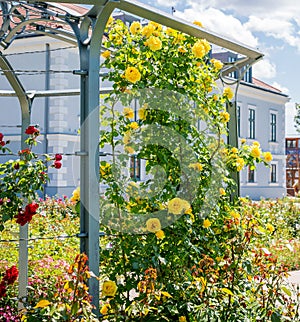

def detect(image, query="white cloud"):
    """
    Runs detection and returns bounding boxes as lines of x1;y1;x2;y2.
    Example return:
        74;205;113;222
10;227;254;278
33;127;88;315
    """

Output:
252;58;276;80
245;16;300;51
271;82;289;95
187;0;300;18
155;0;179;7
174;6;258;48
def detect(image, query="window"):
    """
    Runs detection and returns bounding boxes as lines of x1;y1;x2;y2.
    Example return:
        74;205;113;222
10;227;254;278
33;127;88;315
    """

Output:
130;156;141;180
248;166;255;183
286;139;296;148
228;56;237;79
248;108;255;139
271;164;277;183
133;98;138;121
237;104;241;137
242;66;252;83
270;113;277;142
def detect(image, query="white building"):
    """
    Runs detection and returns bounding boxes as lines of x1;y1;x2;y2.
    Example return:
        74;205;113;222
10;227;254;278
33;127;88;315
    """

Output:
0;7;289;200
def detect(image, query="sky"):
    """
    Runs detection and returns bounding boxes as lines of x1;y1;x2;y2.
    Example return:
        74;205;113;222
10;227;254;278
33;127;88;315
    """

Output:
137;0;300;136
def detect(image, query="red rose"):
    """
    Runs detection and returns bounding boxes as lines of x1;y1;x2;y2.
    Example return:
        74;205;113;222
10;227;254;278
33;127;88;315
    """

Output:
55;153;62;161
14;163;20;170
0;133;3;141
26;202;39;214
0;282;6;298
25;126;39;135
15;209;33;226
0;141;5;147
3;266;18;285
54;161;62;169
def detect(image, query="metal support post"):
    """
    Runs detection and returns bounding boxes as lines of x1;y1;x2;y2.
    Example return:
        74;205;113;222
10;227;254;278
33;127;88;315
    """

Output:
0;53;32;307
75;2;117;316
227;100;240;198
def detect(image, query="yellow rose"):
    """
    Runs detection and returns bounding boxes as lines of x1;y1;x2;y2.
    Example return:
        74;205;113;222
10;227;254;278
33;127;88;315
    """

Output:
188;163;203;171
211;58;223;70
251;146;261;158
241;138;246;144
155;229;165;240
101;50;111;59
106;16;114;27
264;151;273;162
123;107;134;119
266;223;275;233
100;304;110;315
231;147;238;154
192;40;205;58
142;24;155;37
223;87;234;100
146;218;161;232
179;317;187;322
70;187;80;202
102;280;118;297
168;198;190;215
149;21;162;31
219;188;226;196
129;122;139;130
166;27;177;37
201;39;211;53
193;20;203;28
124;66;141;83
145;36;162;51
230;211;241;219
203;218;211;228
220;111;230;123
236;157;245;171
253;141;260;147
130;21;142;35
123;131;131;145
138;107;147;120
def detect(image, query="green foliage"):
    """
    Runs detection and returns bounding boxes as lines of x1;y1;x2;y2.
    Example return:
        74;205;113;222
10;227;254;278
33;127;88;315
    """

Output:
294;103;300;133
0;129;49;231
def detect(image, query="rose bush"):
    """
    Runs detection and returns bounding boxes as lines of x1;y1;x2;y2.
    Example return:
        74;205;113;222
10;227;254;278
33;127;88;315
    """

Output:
0;16;298;322
96;18;292;321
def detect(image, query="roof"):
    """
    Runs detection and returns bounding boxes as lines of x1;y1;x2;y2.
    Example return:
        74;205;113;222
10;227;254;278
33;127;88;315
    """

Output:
252;77;282;93
241;76;289;98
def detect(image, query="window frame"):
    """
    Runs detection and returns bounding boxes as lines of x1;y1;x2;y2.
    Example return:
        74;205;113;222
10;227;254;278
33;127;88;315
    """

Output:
248;106;256;139
270;111;277;142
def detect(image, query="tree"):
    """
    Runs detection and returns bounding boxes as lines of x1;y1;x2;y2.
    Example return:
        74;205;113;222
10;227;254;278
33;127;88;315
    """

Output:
294;102;300;133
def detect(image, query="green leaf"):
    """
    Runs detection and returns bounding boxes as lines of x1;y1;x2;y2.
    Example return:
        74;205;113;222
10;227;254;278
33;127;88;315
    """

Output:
281;286;292;297
271;311;281;322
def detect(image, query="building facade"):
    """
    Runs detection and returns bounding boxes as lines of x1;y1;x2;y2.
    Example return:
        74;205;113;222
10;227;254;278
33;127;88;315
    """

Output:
0;11;289;200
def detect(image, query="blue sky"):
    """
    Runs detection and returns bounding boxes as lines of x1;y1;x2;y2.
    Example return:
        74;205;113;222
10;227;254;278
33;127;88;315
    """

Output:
137;0;300;136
